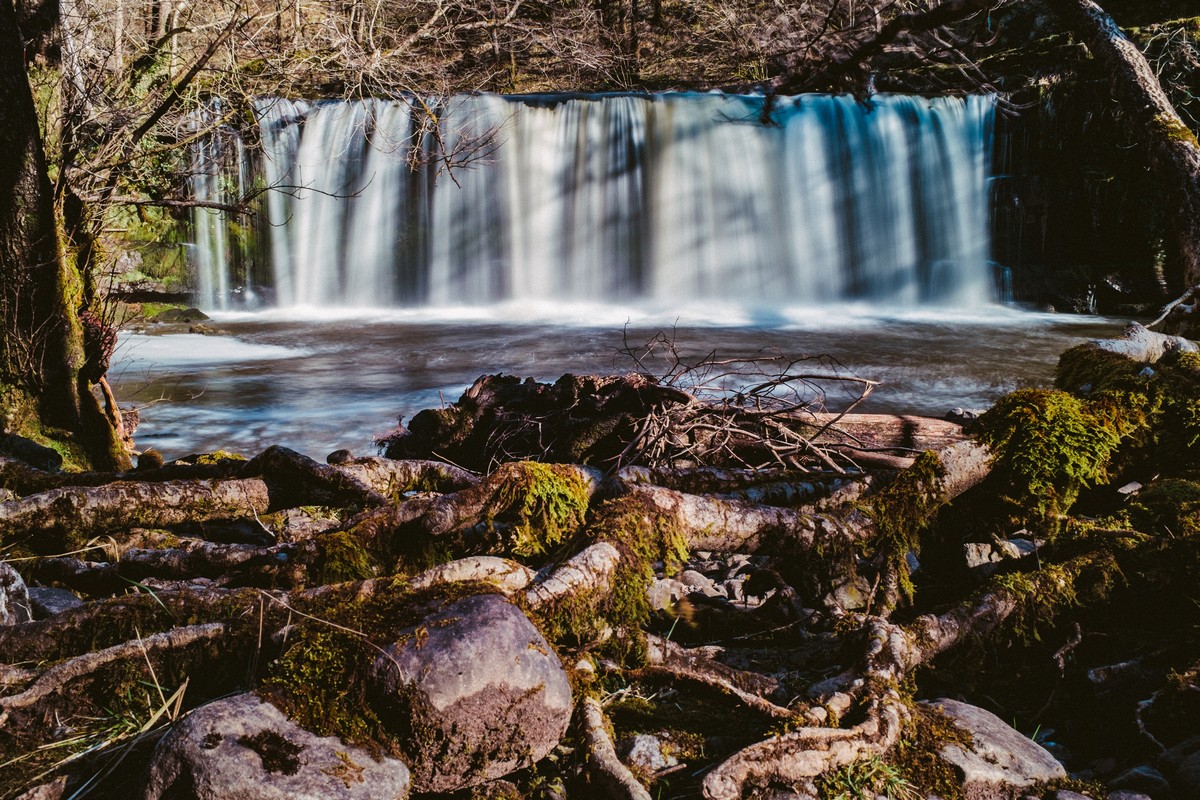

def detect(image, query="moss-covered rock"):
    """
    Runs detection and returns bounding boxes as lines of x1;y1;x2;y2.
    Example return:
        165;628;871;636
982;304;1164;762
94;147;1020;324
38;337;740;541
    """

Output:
974;388;1136;528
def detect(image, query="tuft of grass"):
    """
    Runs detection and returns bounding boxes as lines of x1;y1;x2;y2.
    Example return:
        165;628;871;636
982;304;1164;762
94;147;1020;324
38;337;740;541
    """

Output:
817;756;922;800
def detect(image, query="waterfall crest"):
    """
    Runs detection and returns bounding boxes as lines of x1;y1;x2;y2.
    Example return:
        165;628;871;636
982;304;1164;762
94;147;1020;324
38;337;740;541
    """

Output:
193;93;994;310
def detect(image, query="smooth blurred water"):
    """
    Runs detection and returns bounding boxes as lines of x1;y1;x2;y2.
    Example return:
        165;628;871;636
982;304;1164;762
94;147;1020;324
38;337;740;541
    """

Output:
197;93;994;310
108;304;1127;461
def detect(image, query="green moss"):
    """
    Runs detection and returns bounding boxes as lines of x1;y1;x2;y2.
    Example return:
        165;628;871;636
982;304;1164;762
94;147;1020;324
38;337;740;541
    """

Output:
257;579;484;754
990;548;1124;642
1127;478;1200;536
1055;345;1141;394
975;389;1140;529
259;625;389;747
187;450;248;464
486;462;591;559
885;703;973;800
0;383;89;472
866;451;946;601
1154;114;1200;147
532;494;687;665
312;530;378;585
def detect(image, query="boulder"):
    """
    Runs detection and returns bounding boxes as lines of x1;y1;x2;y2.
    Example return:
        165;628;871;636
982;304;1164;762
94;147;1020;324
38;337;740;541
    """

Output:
370;592;573;793
26;587;84;618
0;562;31;626
144;693;410;800
925;699;1066;800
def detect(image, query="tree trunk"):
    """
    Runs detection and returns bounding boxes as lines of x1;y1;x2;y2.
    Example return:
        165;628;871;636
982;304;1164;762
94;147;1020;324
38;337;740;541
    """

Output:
0;1;127;470
1049;0;1200;291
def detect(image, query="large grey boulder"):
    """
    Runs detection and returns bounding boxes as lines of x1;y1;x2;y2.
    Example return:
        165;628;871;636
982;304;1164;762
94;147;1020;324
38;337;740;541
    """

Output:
370;592;573;793
144;693;410;800
925;699;1066;800
0;562;31;625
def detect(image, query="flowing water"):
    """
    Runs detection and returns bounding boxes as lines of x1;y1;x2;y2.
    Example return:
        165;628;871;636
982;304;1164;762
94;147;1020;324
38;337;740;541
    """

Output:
195;92;994;310
109;306;1125;461
129;91;1110;461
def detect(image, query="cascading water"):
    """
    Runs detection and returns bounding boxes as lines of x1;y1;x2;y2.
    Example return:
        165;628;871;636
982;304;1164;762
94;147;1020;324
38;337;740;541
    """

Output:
193;92;994;310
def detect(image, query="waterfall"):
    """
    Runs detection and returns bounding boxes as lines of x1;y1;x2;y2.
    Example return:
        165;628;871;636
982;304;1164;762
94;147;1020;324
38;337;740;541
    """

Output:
193;92;995;309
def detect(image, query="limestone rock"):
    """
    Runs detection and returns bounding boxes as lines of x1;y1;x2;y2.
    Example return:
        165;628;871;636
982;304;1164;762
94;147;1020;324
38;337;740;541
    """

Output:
144;693;410;800
0;562;31;625
618;733;679;774
925;698;1066;800
370;592;572;793
26;586;84;618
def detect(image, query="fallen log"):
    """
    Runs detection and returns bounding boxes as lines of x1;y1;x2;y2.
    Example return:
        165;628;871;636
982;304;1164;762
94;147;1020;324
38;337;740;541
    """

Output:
610;440;991;556
0;479;273;550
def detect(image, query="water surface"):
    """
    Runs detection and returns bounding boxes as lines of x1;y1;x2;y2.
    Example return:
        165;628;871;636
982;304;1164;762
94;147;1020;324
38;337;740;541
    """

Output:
108;303;1127;461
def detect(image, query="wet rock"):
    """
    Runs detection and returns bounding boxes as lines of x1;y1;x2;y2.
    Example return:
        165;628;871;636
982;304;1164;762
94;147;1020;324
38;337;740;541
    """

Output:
618;733;679;774
648;578;686;611
1086;656;1161;698
144;693;411;800
823;573;873;612
0;562;32;625
926;698;1066;799
678;569;718;596
1160;734;1200;772
370;592;572;793
26;586;84;618
1109;765;1171;797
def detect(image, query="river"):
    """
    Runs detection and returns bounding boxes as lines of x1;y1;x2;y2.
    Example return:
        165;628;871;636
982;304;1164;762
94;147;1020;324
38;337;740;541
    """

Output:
108;302;1125;461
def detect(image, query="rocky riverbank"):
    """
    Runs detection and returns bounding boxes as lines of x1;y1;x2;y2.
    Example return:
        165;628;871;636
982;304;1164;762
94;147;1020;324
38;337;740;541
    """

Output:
2;325;1199;799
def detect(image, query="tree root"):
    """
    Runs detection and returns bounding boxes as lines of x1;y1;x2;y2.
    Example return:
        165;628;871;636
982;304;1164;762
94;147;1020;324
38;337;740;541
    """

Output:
0;478;273;548
700;575;1027;799
244;445;387;508
0;622;229;727
408;556;535;594
525;543;621;610
635;634;791;719
579;695;653;800
32;538;315;594
333;456;480;496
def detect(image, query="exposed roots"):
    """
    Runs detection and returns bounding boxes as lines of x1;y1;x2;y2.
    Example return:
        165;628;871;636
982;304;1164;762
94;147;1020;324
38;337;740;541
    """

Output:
579;695;653;800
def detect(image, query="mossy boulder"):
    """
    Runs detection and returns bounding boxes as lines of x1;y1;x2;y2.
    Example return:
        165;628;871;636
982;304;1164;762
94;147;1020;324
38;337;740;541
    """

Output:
925;698;1065;800
369;592;572;793
145;693;412;800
